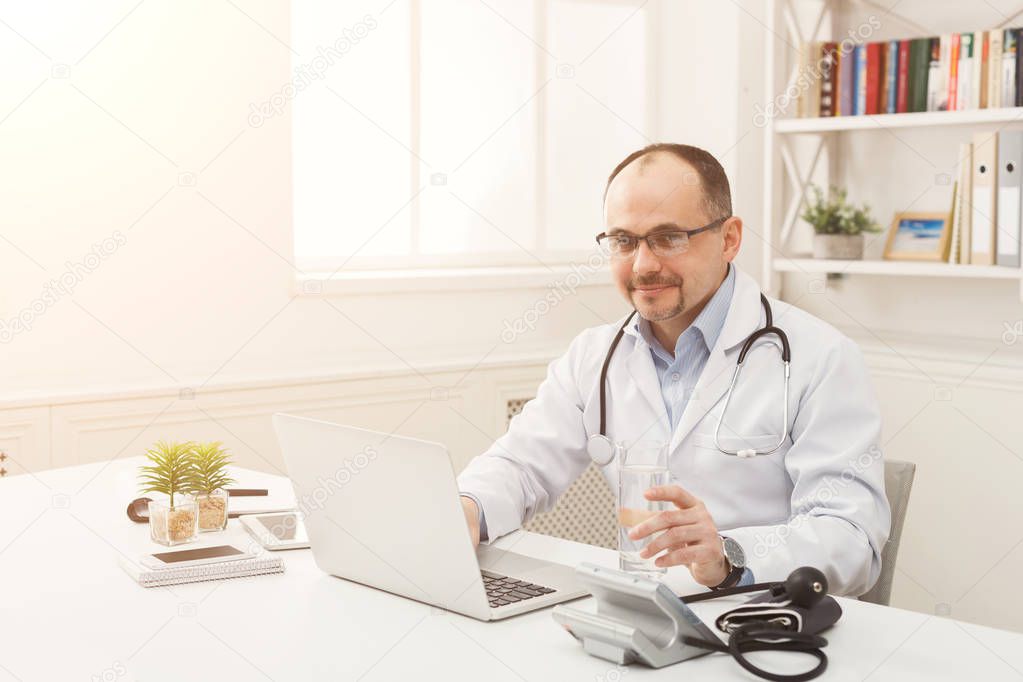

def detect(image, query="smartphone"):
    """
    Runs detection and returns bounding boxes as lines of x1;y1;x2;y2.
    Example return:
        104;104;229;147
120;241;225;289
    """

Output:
240;512;310;550
140;544;255;570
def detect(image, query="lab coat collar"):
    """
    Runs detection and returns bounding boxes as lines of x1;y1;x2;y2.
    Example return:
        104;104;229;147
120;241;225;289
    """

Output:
669;265;766;453
618;264;763;449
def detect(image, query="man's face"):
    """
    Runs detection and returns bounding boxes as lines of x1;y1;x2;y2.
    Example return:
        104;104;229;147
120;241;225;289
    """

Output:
603;155;740;323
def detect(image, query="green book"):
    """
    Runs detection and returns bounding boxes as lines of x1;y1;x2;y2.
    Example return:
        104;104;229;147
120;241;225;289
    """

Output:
908;38;931;112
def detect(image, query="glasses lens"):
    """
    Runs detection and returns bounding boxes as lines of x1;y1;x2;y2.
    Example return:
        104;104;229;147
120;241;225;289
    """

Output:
648;232;689;256
603;235;636;257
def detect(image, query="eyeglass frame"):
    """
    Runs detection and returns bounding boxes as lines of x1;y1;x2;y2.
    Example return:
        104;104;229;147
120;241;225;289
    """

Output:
594;216;730;257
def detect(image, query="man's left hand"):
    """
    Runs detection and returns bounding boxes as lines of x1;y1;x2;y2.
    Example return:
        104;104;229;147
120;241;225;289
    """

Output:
627;484;728;587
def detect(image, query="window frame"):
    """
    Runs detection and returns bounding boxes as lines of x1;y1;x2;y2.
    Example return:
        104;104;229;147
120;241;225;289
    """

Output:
291;0;659;294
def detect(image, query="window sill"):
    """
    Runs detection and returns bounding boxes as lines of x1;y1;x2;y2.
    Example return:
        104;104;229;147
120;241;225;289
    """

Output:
294;264;613;296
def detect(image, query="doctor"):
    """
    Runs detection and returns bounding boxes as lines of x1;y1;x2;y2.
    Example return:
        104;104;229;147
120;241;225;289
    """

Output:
457;143;890;596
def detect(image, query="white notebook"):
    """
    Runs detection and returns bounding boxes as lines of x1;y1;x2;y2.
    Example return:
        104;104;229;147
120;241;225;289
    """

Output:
120;554;284;588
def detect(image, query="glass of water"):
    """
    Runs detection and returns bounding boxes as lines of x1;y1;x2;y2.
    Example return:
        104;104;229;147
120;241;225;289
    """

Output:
618;440;669;578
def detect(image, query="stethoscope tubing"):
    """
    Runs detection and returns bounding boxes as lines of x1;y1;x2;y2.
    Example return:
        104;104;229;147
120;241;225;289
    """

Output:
588;293;790;463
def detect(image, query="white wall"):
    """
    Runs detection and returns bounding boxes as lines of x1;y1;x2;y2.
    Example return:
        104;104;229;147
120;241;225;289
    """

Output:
0;0;634;405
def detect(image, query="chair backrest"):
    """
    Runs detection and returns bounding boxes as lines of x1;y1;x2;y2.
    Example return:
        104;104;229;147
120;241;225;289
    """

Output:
506;398;618;549
523;461;618;549
859;459;917;606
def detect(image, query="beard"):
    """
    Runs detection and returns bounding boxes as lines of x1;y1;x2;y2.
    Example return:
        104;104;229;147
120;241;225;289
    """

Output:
628;276;685;321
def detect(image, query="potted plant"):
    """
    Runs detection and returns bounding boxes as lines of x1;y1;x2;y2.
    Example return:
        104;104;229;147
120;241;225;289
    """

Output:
138;441;200;546
188;441;236;532
801;185;881;260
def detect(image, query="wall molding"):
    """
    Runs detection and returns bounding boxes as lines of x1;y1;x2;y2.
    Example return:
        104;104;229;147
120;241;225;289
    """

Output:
841;325;1023;391
6;324;1023;476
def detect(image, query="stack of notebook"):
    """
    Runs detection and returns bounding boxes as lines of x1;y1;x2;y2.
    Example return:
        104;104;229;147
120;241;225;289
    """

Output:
120;554;284;588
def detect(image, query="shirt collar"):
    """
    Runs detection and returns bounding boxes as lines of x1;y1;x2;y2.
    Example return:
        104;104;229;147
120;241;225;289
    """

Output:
625;263;736;358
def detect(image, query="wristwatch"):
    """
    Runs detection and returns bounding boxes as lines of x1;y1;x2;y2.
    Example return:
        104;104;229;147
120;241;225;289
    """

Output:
712;536;746;590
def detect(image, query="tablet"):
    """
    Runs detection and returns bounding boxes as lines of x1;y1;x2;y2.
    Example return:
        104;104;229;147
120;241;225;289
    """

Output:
240;512;310;550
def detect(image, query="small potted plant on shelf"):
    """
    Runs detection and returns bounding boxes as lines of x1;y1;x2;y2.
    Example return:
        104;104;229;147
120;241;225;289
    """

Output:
139;441;200;546
801;184;881;260
188;441;236;532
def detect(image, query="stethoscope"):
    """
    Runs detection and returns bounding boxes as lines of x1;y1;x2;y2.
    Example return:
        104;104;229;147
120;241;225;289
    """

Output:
585;293;791;466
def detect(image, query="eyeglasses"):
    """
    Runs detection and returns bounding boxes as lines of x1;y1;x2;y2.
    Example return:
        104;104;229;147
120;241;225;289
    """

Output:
595;217;729;259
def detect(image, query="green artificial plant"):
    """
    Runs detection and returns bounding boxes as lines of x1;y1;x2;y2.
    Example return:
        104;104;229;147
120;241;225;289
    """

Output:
187;441;236;495
138;440;199;508
801;185;882;236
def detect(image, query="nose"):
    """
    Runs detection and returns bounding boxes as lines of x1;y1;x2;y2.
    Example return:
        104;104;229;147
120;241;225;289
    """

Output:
632;239;661;275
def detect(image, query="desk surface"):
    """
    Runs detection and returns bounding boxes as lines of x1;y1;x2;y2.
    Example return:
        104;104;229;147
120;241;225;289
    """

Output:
2;459;1022;682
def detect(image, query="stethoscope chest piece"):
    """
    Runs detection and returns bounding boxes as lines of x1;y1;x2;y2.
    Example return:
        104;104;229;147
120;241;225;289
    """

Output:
586;435;616;467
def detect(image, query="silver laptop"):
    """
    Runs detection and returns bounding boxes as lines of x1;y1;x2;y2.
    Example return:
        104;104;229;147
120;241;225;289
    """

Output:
273;413;588;621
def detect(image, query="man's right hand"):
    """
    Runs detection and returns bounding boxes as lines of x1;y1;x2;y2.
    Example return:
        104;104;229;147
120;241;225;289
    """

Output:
460;495;481;548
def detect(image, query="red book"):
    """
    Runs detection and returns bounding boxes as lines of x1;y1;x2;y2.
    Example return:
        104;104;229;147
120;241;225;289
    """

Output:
865;42;883;113
948;33;960;111
896;40;911;112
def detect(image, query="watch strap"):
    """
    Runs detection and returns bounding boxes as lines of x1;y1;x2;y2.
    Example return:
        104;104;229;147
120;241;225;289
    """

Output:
711;560;745;590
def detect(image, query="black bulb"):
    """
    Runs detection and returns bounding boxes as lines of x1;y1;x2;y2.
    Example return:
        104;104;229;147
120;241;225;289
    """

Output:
783;566;828;608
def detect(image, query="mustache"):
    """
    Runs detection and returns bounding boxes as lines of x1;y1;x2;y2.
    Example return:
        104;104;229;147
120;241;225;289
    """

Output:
628;277;681;290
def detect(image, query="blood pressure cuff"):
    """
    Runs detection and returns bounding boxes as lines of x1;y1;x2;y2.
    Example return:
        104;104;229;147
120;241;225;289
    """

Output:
716;594;843;637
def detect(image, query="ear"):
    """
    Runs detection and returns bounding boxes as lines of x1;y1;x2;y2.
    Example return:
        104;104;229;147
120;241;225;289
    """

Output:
722;216;742;261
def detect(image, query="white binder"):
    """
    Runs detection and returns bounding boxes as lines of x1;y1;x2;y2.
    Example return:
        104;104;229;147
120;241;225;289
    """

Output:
997;131;1023;267
971;132;998;265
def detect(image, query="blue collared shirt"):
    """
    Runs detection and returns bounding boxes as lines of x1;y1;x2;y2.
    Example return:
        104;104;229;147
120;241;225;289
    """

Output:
623;263;736;432
467;263;753;585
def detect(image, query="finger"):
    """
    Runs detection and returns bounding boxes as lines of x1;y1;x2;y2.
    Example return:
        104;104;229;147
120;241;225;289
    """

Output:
654;542;716;568
639;524;704;558
644;484;702;509
628;508;700;540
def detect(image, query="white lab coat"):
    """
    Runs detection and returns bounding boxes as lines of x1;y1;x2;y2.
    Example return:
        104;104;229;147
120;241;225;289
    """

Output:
457;266;891;597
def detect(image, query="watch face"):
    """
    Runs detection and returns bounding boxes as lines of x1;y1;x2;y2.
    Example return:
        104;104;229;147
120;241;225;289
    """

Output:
723;537;746;567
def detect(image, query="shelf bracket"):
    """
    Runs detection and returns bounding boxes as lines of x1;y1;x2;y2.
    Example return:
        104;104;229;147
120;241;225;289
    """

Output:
844;0;934;36
780;0;830;111
996;4;1023;29
779;136;824;247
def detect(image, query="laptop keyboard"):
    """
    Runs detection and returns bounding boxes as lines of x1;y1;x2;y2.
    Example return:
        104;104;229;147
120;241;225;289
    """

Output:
482;571;556;608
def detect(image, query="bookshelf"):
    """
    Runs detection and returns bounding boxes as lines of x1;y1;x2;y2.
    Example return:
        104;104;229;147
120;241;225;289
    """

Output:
775;106;1023;133
774;258;1022;279
762;0;1023;300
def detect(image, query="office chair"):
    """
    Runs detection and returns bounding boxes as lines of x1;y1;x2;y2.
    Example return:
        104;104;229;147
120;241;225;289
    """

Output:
859;459;916;606
509;398;618;549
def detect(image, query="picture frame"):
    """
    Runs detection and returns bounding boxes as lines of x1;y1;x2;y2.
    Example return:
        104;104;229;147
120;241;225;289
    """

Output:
883;212;952;261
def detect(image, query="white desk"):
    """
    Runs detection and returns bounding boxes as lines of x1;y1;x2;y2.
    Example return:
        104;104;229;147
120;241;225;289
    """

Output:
2;458;1022;682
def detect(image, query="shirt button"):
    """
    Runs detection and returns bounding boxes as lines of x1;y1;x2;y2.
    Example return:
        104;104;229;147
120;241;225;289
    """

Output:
671;372;681;382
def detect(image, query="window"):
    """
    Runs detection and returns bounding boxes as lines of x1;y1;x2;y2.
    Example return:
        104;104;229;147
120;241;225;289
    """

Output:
292;0;656;278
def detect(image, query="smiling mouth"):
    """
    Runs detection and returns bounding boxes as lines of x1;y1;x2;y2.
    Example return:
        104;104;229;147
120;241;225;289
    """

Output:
632;284;677;295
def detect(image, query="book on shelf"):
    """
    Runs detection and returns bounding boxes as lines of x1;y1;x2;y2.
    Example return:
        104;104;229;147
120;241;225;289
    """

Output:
884;39;899;113
949;177;963;264
896;39;910;112
1003;30;1017;106
819;42;838;116
909;37;930;112
840;41;857;115
794;26;1023;119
